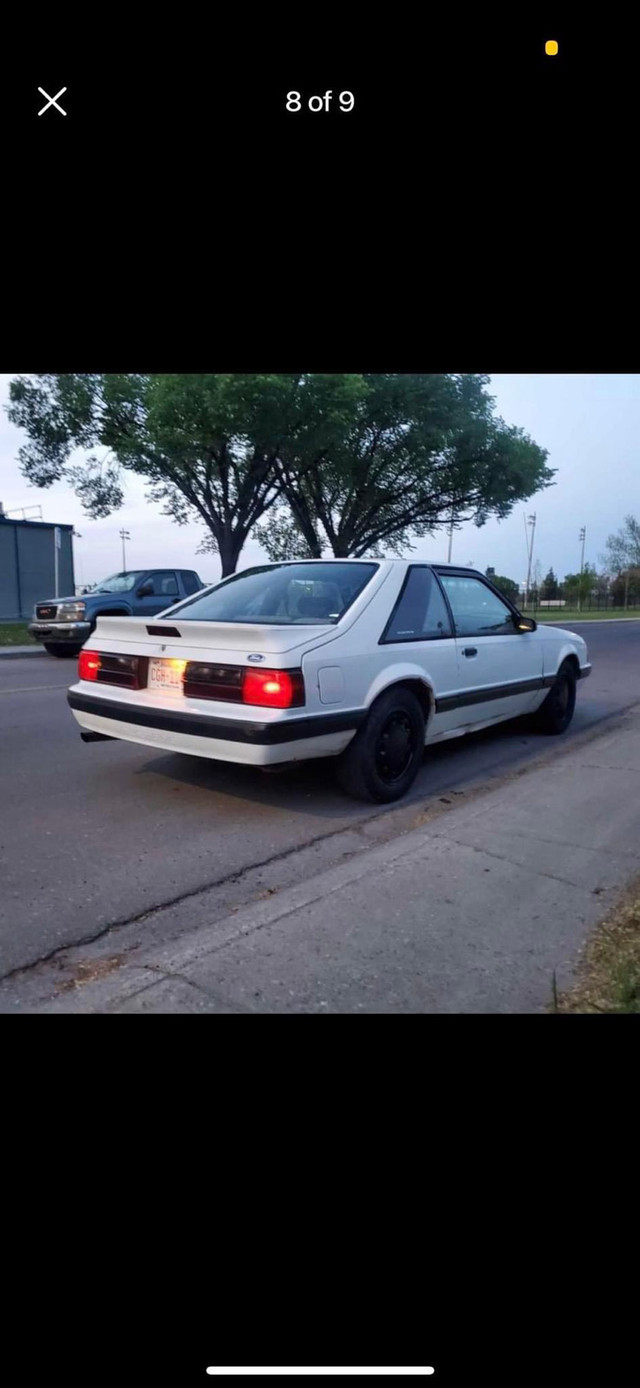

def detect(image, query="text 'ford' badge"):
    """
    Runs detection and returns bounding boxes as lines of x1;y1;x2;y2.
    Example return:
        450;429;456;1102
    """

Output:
247;653;265;663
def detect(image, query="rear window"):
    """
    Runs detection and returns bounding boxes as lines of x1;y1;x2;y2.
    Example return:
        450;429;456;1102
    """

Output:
172;563;378;625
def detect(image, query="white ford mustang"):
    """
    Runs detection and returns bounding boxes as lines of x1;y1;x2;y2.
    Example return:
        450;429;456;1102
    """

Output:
68;559;591;802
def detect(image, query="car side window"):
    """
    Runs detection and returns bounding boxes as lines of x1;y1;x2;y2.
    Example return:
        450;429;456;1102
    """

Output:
382;567;453;643
148;571;179;598
181;571;200;595
438;575;517;637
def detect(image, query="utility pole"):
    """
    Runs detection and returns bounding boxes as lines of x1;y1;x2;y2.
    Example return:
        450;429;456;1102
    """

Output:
578;525;586;612
524;512;536;608
119;528;131;571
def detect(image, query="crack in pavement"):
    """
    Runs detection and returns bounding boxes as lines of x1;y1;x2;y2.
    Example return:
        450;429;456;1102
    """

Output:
442;825;640;863
0;815;392;988
73;820;617;997
3;699;640;994
75;961;257;1014
429;833;617;892
136;963;258;1013
570;762;640;773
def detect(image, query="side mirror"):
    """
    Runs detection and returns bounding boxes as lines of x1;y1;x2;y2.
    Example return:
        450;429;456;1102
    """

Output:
516;615;537;632
137;581;154;598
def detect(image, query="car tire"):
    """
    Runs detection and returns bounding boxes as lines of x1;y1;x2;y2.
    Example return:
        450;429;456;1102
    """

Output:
533;660;577;734
335;687;426;803
44;645;81;658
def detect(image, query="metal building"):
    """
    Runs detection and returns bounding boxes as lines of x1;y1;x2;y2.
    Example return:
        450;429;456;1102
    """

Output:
0;517;75;621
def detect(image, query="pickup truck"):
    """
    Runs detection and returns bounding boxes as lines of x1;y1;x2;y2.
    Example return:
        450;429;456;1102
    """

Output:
29;568;205;657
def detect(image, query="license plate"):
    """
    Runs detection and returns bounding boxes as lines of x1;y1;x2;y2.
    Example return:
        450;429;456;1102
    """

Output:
148;658;185;695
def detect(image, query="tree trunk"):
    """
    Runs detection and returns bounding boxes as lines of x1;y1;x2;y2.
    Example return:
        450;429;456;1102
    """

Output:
282;488;323;558
217;531;245;577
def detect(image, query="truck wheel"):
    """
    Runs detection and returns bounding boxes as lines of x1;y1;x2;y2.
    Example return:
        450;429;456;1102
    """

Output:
533;660;577;734
44;645;81;658
335;687;425;803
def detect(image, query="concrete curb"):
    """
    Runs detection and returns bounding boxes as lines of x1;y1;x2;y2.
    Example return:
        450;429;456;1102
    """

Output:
539;617;640;625
0;646;49;659
10;701;639;1015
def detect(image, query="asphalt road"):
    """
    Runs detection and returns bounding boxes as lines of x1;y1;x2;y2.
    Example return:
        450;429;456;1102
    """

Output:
1;620;639;981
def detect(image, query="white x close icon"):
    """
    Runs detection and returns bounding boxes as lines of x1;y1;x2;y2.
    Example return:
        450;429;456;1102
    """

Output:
38;86;67;117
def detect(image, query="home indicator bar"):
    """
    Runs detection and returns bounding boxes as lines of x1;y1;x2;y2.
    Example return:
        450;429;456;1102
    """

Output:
206;1371;436;1378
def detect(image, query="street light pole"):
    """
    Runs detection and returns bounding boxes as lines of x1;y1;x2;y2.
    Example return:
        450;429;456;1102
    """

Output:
578;525;586;612
524;512;536;608
119;528;131;571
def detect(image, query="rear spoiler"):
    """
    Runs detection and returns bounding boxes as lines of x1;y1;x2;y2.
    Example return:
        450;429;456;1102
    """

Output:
91;615;334;652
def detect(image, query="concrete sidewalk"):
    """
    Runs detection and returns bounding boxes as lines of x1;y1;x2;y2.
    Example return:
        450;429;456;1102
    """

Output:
0;645;47;658
12;704;640;1013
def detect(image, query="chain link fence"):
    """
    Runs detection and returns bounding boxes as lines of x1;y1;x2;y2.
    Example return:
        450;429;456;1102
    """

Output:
521;582;640;615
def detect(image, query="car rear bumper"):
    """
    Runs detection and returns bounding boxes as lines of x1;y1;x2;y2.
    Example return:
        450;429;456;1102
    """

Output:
29;620;91;643
67;689;365;765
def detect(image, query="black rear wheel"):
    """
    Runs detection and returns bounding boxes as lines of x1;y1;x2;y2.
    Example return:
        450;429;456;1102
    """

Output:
44;645;81;658
335;687;426;802
534;660;577;734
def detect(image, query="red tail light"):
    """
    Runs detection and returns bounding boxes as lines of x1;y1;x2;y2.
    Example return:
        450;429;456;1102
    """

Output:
78;650;147;689
242;668;305;709
78;650;101;681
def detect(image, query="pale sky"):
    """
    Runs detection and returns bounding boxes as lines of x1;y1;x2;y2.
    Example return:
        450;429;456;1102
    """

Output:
0;374;638;590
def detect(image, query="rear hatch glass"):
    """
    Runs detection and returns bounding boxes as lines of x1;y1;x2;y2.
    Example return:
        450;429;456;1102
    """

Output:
163;562;378;626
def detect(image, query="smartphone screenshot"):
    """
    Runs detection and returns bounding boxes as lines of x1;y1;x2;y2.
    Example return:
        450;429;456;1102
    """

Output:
0;17;635;1387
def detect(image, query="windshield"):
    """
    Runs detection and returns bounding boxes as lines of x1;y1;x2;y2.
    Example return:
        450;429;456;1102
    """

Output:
170;563;379;625
91;572;146;594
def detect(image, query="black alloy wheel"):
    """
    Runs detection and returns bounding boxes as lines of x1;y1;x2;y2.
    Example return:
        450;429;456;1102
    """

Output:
534;660;577;734
336;686;426;803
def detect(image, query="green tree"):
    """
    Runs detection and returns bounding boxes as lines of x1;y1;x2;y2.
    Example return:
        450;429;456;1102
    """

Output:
7;373;554;576
250;510;319;561
6;374;363;577
258;374;553;560
564;563;598;606
541;567;559;599
610;567;640;607
486;570;519;601
602;514;640;573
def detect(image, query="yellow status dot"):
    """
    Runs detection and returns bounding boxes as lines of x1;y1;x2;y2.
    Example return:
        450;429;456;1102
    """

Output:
545;39;559;56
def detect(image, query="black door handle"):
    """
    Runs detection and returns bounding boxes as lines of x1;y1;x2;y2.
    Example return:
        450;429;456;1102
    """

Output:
463;647;478;657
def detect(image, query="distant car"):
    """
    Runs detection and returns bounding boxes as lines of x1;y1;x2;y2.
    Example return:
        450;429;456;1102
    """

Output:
67;560;591;803
29;569;204;657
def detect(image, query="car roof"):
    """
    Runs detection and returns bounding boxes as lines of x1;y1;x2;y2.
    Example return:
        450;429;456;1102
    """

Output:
238;558;479;571
242;558;483;576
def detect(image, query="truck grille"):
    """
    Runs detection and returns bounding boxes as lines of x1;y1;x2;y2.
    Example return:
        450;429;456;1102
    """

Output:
36;604;57;620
